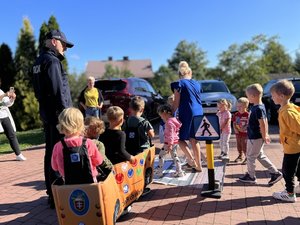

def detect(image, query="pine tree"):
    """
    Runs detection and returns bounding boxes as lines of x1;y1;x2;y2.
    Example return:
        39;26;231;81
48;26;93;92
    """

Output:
13;17;40;130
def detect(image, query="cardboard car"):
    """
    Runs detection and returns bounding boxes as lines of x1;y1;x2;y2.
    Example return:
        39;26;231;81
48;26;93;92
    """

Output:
52;146;155;225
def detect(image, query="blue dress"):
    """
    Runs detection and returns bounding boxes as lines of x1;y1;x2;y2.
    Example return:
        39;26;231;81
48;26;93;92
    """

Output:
171;79;203;140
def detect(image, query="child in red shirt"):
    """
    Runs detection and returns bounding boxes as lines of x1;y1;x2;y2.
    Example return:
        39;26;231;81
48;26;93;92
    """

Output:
232;97;249;164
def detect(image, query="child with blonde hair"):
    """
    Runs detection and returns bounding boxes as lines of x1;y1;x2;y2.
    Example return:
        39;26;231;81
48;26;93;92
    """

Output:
232;97;249;163
239;83;282;185
51;108;104;184
217;98;232;160
271;79;300;202
157;104;185;177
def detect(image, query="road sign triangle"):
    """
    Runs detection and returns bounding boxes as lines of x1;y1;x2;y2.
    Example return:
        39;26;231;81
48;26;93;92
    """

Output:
195;116;219;138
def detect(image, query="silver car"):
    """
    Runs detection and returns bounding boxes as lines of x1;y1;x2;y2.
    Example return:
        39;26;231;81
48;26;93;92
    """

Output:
198;80;237;114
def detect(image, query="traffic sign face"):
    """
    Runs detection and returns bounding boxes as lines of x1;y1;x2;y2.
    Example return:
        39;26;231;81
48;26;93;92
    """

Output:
193;115;220;141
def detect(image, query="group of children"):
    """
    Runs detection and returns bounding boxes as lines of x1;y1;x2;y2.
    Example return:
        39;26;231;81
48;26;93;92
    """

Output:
50;79;299;205
217;81;299;203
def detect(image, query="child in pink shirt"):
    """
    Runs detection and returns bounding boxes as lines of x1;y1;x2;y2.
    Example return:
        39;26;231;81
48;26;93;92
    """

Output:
51;108;103;184
217;99;232;160
156;104;185;177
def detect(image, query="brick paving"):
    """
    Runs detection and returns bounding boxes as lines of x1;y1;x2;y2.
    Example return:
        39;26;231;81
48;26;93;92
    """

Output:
0;125;300;225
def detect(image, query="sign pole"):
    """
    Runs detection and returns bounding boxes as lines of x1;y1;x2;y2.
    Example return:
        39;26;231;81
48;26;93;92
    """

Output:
200;140;222;198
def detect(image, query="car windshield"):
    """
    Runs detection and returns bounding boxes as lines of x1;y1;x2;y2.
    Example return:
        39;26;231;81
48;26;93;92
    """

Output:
200;82;229;93
95;80;126;92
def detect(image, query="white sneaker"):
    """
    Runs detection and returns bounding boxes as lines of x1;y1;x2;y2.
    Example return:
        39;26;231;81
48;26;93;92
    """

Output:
16;154;27;161
294;185;300;194
272;190;296;203
155;169;164;178
173;171;185;177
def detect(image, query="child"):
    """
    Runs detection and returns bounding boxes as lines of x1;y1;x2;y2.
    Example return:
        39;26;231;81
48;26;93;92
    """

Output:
84;116;113;180
270;79;300;202
217;98;232;160
239;83;282;185
125;96;155;155
51;108;104;184
157;104;185;177
232;97;249;164
99;106;135;165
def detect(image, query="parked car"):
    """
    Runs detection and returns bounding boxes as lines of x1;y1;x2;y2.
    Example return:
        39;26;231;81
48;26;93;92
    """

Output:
198;80;237;114
86;77;165;122
262;77;300;124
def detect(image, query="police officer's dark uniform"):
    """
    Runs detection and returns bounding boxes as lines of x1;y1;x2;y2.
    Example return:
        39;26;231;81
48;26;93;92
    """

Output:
32;30;74;208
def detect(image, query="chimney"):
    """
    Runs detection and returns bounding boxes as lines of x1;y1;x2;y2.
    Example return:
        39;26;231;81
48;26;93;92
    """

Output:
108;56;113;61
123;56;129;61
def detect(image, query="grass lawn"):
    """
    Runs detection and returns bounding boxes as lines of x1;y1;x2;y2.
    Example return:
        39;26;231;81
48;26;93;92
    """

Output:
0;128;44;154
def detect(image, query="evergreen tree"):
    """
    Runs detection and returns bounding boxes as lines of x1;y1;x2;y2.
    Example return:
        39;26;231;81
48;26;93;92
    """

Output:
13;17;40;130
0;43;16;91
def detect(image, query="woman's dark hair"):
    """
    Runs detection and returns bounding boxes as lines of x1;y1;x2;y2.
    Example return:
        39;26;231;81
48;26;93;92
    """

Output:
157;104;172;115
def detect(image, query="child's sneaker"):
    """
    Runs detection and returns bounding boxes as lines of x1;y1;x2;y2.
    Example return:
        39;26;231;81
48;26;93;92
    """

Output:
217;152;225;159
16;154;27;161
234;155;243;163
268;171;283;186
294;185;300;194
239;173;256;184
173;171;185;177
241;158;247;165
272;190;296;203
221;154;229;160
155;169;164;178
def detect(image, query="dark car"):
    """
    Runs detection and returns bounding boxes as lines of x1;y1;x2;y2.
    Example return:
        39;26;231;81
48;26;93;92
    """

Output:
198;80;237;114
262;77;300;124
92;77;165;122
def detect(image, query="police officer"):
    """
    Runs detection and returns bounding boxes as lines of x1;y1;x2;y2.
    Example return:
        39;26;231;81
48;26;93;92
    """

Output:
32;30;74;208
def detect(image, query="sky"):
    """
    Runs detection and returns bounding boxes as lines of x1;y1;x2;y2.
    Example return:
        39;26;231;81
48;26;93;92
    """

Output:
1;0;300;74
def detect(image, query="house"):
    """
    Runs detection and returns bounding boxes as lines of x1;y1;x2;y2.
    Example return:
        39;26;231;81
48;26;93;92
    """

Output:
85;56;154;80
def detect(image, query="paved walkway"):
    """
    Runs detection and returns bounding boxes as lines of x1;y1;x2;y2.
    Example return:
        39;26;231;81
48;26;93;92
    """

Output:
0;126;300;225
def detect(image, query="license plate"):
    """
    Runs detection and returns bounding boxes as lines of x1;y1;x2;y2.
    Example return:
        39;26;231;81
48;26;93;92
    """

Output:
103;100;110;105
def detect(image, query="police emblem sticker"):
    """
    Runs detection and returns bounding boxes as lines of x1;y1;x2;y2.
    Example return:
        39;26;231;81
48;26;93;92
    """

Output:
69;189;89;216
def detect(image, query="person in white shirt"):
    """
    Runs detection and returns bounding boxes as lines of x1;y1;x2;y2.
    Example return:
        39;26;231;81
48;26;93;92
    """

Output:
0;84;26;161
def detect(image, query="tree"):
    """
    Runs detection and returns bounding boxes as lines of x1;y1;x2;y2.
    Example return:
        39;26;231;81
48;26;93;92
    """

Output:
0;43;16;91
217;35;269;97
13;17;40;130
151;65;177;97
38;15;60;54
102;64;134;79
68;72;87;106
293;52;300;75
167;40;208;80
261;39;294;74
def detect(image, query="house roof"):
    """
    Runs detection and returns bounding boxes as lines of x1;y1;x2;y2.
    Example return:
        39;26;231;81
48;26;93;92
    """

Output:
85;57;154;79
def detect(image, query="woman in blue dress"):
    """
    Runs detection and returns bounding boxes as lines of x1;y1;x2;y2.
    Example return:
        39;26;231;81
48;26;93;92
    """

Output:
171;61;203;172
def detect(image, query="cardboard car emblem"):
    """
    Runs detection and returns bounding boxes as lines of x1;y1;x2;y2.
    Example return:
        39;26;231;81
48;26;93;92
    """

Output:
127;168;134;178
115;173;124;184
69;189;89;216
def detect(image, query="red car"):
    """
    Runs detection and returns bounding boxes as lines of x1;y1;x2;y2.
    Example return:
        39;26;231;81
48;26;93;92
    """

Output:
93;78;165;122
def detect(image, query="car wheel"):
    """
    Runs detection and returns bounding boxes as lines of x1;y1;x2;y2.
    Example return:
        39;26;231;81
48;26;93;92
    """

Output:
113;199;120;224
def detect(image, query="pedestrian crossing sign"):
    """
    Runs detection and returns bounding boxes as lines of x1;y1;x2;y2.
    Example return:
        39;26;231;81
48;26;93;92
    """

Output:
193;115;220;141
